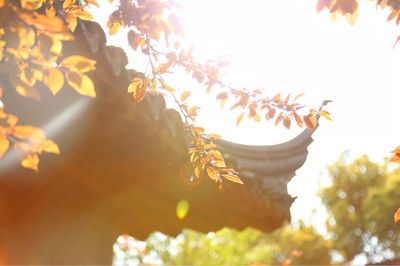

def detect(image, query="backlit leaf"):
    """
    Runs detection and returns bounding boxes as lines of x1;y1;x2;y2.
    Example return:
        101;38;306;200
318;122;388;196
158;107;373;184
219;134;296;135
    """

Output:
40;140;60;154
236;112;244;126
66;71;96;97
207;167;221;182
318;110;332;121
12;125;45;142
180;91;190;101
60;55;96;73
222;174;244;185
0;135;9;159
21;154;39;171
394;208;400;223
43;68;64;95
303;114;317;129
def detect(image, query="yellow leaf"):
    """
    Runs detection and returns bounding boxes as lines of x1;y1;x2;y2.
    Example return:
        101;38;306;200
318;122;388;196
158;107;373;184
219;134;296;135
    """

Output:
209;150;226;168
394;208;400;223
222;174;244;185
18;13;66;33
6;115;19;126
127;78;143;93
318;110;332;121
21;154;39;171
40;139;60;154
176;200;189;220
128;78;146;102
236;112;244;126
60;55;96;73
74;10;93;21
15;82;41;100
180;91;191;101
0;0;4;8
66;71;96;97
20;0;43;10
194;165;201;178
43;68;64;95
108;20;121;35
12;126;45;143
46;3;56;17
207;167;221;182
63;0;74;8
0;134;9;159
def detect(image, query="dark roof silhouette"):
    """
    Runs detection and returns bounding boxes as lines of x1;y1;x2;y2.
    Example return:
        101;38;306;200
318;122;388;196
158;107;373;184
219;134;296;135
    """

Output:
0;21;318;264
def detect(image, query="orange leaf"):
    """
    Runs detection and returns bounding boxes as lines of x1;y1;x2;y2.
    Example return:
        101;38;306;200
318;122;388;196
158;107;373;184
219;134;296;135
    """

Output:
236;112;244;126
394;208;400;223
21;154;39;171
12;126;45;142
303;114;317;129
0;134;9;159
283;117;291;129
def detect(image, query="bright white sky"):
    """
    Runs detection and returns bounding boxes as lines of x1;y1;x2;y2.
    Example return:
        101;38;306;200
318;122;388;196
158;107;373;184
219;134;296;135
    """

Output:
95;0;400;231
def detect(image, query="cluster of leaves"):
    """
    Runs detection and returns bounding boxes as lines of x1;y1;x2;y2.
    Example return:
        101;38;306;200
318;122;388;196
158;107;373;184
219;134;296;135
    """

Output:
321;155;400;263
317;0;400;26
1;0;329;187
0;103;59;171
109;0;329;186
0;0;97;170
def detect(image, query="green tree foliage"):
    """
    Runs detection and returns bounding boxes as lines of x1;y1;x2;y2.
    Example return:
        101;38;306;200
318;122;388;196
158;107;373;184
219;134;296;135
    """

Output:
320;155;400;263
114;225;332;265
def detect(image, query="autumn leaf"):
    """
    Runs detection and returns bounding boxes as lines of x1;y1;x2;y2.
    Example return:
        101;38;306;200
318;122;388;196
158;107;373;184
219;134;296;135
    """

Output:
60;55;96;73
236;112;244;126
128;78;146;102
222;174;243;184
12;125;45;142
283;117;291;129
21;154;39;171
20;0;44;10
216;91;228;108
0;135;9;159
180;91;191;101
394;208;400;223
318;110;332;121
207;167;221;182
40;139;60;154
303;114;317;129
43;68;64;95
107;20;121;35
66;71;96;97
18;13;66;33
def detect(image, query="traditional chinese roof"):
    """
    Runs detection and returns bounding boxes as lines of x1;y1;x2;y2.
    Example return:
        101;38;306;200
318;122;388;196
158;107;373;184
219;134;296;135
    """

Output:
0;21;318;264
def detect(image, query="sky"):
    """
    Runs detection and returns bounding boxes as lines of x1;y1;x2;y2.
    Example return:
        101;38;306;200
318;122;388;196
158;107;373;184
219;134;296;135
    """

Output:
94;0;400;232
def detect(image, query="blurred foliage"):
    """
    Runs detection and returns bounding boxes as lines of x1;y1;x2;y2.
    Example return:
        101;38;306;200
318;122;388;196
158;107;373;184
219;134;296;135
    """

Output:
114;225;332;265
320;155;400;263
